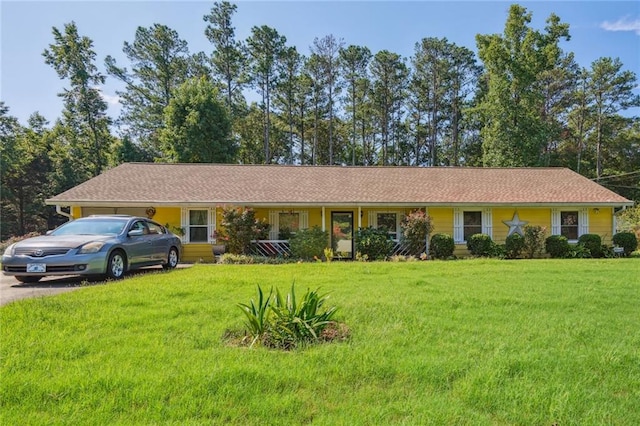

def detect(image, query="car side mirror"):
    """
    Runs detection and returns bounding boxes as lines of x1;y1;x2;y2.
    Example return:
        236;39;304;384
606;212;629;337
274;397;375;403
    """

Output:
128;229;144;237
46;230;53;235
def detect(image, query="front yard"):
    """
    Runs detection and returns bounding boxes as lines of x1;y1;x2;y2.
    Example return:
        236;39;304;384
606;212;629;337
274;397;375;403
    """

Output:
1;259;639;424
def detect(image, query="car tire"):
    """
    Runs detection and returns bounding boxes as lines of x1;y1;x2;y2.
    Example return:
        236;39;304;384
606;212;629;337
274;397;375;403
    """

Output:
163;247;179;270
16;276;41;284
106;250;126;279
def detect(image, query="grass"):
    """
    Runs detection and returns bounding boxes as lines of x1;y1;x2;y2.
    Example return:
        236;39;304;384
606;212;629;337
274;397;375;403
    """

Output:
1;259;639;425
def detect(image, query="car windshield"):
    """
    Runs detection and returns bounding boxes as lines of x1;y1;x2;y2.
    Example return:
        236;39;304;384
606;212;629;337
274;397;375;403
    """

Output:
50;219;128;236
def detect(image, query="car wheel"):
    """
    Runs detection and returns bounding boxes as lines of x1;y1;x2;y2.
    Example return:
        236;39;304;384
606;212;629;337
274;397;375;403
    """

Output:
16;276;41;284
106;251;126;279
163;247;179;270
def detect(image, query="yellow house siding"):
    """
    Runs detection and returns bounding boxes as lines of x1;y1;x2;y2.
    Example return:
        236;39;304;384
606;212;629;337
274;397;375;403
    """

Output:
492;208;552;243
428;208;454;236
183;244;215;263
589;208;614;244
152;207;181;231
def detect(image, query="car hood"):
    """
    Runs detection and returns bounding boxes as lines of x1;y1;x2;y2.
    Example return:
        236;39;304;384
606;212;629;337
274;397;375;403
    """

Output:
14;235;114;250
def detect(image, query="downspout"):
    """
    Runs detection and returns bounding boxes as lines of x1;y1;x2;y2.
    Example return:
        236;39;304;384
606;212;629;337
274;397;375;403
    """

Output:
56;205;74;222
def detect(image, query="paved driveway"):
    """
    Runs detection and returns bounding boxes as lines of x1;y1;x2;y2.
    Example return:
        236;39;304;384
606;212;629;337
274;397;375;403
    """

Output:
0;265;191;306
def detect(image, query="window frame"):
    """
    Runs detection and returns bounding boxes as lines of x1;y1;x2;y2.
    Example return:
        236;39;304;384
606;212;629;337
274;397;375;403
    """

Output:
552;208;588;243
453;208;493;244
269;210;309;240
368;211;402;241
181;208;216;244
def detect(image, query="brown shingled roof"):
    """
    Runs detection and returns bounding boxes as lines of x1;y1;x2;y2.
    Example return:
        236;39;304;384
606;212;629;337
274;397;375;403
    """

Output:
46;163;633;207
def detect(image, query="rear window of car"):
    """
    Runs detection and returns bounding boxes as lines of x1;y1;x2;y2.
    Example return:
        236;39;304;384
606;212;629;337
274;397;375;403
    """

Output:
50;219;127;236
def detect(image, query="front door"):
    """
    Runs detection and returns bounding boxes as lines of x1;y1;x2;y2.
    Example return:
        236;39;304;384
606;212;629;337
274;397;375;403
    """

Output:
331;212;353;259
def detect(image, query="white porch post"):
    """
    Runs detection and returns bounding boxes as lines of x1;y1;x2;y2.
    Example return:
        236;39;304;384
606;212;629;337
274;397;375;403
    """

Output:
322;207;326;232
358;207;362;229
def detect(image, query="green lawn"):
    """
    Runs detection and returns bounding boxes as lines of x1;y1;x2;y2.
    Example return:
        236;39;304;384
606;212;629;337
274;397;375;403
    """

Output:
1;259;639;425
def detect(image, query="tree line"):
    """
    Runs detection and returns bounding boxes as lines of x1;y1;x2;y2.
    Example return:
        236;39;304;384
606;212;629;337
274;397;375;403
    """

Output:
1;2;639;239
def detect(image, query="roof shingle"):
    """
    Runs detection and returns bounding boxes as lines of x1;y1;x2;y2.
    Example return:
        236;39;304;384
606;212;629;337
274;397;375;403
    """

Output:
46;163;633;207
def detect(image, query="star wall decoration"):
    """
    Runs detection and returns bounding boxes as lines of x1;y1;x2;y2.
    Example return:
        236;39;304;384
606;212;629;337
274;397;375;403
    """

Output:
503;212;528;236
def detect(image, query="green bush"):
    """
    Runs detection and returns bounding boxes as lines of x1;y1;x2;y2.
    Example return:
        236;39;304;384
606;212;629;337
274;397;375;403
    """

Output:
505;233;525;259
355;227;394;260
289;226;329;260
545;235;570;258
568;244;591;258
219;207;270;254
467;234;494;257
237;283;339;349
523;225;547;259
578;234;602;258
612;231;638;256
429;233;455;259
400;210;433;255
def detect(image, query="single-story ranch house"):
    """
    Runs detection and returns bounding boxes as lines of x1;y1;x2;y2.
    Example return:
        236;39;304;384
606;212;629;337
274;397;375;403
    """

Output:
46;163;634;262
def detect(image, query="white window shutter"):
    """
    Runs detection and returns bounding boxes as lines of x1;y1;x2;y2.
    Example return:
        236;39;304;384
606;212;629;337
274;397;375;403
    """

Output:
208;208;216;243
300;211;309;230
551;209;560;235
482;208;493;238
368;211;376;228
181;208;189;244
579;208;589;237
453;208;463;243
269;210;279;240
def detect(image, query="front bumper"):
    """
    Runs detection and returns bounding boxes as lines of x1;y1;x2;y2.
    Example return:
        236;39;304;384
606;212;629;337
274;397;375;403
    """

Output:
2;252;109;277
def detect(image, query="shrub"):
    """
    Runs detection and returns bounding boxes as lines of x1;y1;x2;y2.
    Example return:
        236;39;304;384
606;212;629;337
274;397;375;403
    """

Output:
612;231;638;256
237;283;339;349
467;234;494;257
355;227;394;260
545;235;570;258
523;225;547;259
219;207;270;254
504;233;525;259
568;244;591;258
429;233;455;259
400;210;433;255
289;226;329;260
578;234;602;258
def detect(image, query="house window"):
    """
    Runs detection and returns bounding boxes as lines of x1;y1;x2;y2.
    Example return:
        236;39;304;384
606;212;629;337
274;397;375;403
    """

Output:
560;211;579;240
551;208;589;242
368;211;402;240
278;212;300;239
454;208;492;243
377;212;399;240
188;210;209;242
269;210;309;240
463;211;482;242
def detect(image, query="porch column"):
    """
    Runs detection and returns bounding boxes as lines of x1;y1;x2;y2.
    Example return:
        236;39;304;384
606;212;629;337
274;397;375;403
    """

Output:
321;207;326;232
358;206;362;229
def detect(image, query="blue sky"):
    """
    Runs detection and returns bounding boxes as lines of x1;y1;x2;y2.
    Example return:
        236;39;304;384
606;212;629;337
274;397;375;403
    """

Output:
1;1;639;126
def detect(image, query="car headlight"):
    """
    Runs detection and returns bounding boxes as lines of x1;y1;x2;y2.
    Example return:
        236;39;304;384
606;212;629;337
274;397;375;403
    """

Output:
78;242;106;254
3;243;15;256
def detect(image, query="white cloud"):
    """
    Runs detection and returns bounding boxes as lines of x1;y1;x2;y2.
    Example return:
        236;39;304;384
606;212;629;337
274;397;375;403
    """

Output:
92;86;121;107
600;16;640;35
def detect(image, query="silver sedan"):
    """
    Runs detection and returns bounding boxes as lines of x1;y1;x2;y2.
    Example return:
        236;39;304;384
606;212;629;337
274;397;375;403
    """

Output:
2;215;182;283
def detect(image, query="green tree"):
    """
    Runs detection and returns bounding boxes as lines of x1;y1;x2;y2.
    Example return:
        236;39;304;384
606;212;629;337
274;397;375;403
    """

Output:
475;5;570;166
587;57;640;180
0;108;53;238
246;25;287;163
203;1;248;116
105;24;199;159
370;50;408;165
159;77;236;163
339;45;372;165
311;35;344;165
43;21;112;177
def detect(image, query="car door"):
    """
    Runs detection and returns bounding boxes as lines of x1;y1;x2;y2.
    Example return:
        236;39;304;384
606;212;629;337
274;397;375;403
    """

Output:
123;220;153;265
145;220;170;263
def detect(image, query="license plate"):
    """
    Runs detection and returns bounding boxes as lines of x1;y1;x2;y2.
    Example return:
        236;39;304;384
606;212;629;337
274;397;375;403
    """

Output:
26;264;46;273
